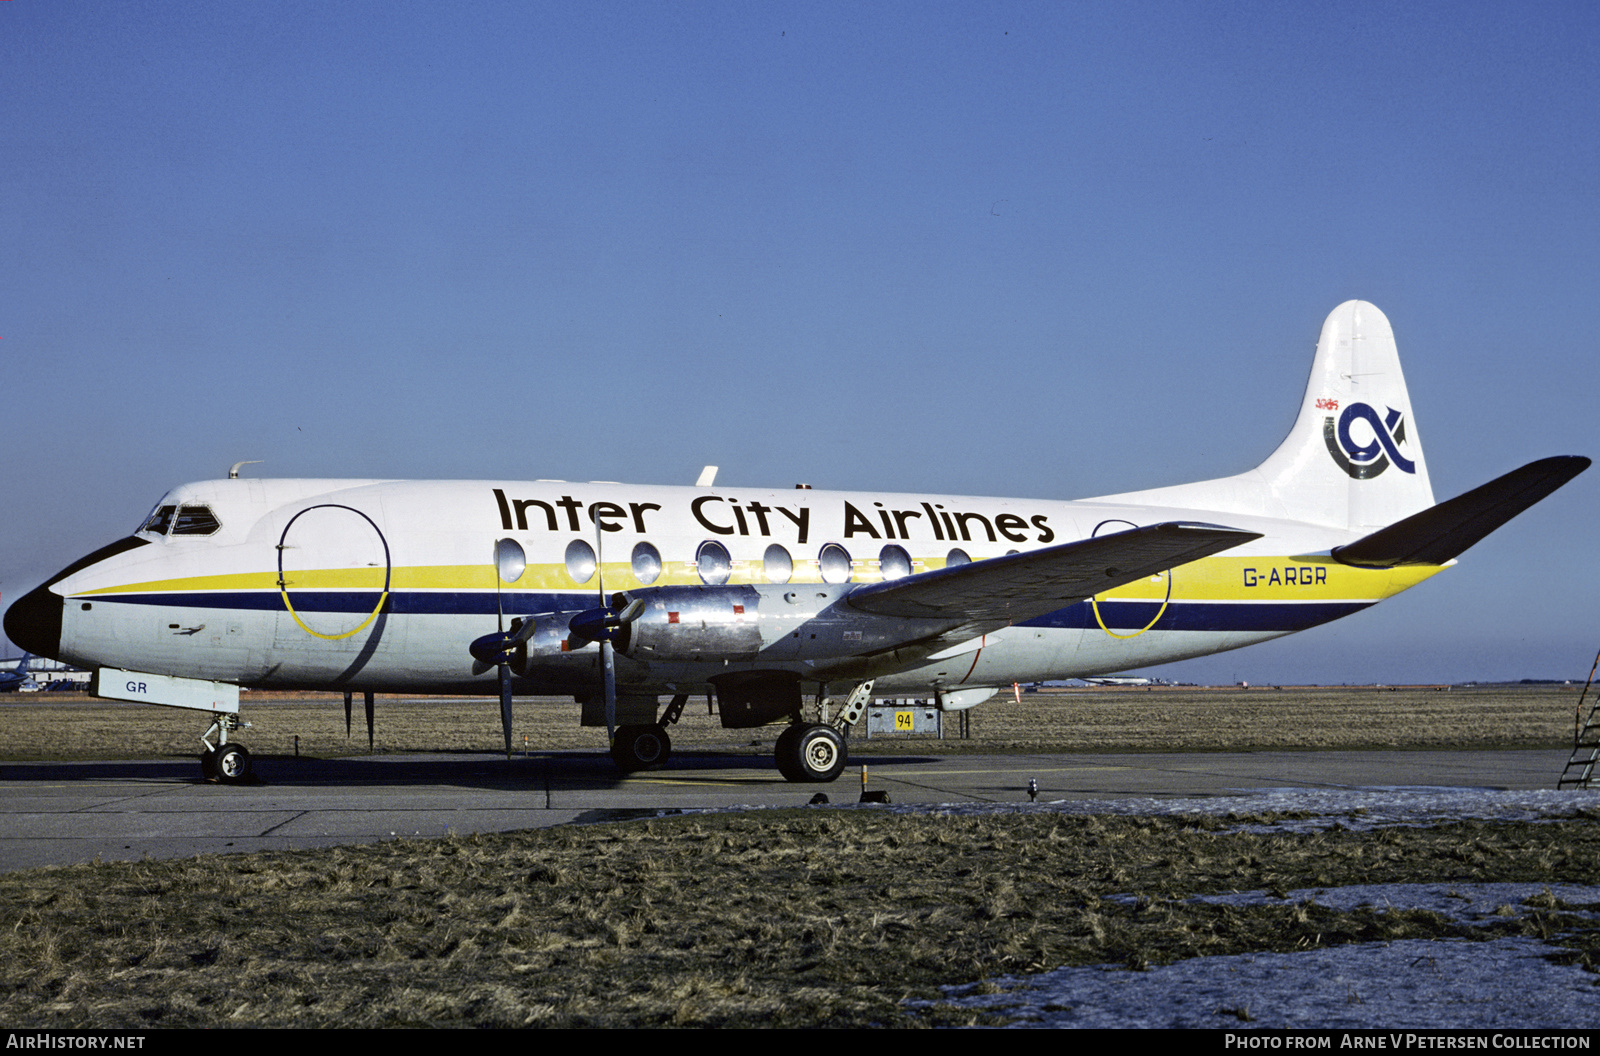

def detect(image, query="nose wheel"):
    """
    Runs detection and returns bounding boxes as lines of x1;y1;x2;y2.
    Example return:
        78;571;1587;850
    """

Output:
199;714;253;784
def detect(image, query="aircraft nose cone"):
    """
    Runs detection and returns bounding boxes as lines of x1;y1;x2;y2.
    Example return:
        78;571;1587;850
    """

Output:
4;584;63;659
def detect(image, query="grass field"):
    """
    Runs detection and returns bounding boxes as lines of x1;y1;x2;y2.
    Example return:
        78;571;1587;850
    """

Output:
0;682;1584;761
1;683;1595;1028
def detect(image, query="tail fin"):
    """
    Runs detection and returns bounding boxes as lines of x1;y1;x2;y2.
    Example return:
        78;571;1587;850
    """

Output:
1093;301;1435;530
1255;300;1434;529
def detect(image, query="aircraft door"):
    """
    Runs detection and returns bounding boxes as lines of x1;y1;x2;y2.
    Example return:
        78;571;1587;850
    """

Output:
272;504;396;655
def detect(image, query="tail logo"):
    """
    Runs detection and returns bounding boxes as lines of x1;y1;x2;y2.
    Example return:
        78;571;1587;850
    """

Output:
1323;402;1416;479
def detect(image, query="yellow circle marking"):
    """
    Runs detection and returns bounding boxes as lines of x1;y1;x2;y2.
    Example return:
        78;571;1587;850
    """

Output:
1091;569;1171;640
278;584;390;641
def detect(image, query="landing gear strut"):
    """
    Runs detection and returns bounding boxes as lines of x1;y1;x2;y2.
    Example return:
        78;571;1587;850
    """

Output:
774;680;873;783
199;713;253;784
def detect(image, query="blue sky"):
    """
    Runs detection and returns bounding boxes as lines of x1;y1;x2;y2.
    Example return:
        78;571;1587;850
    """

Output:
3;1;1596;683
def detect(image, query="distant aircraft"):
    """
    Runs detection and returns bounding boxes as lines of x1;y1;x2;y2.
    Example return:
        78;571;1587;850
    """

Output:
4;302;1588;783
0;653;39;693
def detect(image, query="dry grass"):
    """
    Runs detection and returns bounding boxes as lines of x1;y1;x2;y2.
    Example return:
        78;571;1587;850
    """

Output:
3;809;1599;1028
0;683;1582;762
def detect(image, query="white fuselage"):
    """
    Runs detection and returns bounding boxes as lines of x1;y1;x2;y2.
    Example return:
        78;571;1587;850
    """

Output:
45;475;1441;700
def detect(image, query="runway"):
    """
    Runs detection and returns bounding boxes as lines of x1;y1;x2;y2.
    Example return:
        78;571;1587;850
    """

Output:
0;747;1573;872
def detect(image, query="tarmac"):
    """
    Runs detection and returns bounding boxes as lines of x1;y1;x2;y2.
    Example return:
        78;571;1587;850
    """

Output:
0;747;1573;872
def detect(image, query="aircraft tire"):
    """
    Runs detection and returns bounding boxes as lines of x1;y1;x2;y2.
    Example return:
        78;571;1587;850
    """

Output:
199;748;218;780
774;725;802;781
610;724;671;773
779;724;846;783
213;743;252;784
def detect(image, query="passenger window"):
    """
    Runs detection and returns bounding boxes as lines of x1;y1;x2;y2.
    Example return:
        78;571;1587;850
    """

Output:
495;538;526;583
171;506;221;536
819;543;852;584
140;505;177;536
696;540;732;585
946;548;971;568
763;544;793;584
631;541;662;585
879;544;912;580
564;539;597;584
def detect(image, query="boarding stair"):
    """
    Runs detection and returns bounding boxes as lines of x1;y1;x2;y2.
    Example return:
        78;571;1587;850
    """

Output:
1557;648;1600;789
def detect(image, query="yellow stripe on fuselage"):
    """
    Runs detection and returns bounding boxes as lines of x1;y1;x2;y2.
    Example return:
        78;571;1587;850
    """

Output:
73;554;1447;603
1095;556;1446;603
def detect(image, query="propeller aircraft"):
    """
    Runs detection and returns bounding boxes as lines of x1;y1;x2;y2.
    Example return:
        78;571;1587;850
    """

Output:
5;302;1587;783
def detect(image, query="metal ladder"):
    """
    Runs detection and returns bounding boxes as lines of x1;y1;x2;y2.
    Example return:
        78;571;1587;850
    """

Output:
1557;648;1600;789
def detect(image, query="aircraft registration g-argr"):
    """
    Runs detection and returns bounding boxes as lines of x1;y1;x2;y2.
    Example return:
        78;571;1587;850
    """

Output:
4;302;1588;783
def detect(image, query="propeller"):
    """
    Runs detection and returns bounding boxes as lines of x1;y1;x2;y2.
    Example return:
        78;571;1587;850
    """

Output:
466;538;528;758
467;534;645;750
562;527;645;742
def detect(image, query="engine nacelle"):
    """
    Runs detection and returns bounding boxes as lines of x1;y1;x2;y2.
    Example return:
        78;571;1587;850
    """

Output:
615;585;765;662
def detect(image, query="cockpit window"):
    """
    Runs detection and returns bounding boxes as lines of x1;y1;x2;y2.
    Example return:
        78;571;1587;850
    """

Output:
172;505;222;536
140;505;177;535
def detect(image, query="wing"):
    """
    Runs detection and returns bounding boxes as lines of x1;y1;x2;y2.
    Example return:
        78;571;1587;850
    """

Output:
846;521;1262;623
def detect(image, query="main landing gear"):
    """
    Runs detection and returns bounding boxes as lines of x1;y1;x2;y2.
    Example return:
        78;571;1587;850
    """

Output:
611;723;672;772
774;680;874;783
775;723;846;782
608;693;688;773
199;713;253;784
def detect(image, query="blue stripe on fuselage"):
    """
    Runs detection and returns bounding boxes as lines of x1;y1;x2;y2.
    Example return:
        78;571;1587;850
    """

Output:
89;591;1370;633
1019;600;1371;633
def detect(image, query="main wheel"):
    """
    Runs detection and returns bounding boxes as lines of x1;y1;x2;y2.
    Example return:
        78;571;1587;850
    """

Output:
213;743;252;784
199;748;219;780
610;724;672;772
777;724;846;783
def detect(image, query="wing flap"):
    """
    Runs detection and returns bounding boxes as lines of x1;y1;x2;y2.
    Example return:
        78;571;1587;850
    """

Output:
846;522;1262;623
1332;455;1589;569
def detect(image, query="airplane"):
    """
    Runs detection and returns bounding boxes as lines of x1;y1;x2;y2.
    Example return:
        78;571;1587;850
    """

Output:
0;653;39;693
3;301;1588;784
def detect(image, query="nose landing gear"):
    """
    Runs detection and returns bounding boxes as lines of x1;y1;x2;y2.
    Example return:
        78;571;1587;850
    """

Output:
200;713;253;784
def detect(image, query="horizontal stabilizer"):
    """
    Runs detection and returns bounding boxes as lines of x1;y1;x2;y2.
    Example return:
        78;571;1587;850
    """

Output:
1332;455;1590;569
847;522;1261;623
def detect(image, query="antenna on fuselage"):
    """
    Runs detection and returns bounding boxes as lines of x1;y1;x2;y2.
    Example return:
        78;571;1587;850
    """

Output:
696;466;718;487
228;461;263;479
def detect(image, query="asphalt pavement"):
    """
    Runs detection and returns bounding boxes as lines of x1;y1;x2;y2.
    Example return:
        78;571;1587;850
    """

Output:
0;747;1573;872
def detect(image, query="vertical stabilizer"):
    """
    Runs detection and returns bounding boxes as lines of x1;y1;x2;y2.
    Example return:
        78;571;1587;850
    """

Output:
1255;300;1433;529
1089;301;1434;530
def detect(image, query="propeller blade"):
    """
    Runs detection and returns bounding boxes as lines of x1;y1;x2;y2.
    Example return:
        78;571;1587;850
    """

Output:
598;523;614;743
602;639;617;742
469;540;527;762
499;664;514;759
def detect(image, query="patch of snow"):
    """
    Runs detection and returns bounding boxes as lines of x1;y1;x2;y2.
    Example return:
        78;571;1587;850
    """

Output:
885;787;1600;832
894;788;1600;1028
919;936;1599;1029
